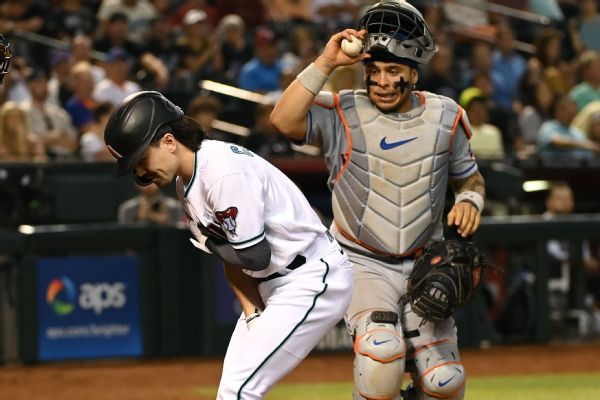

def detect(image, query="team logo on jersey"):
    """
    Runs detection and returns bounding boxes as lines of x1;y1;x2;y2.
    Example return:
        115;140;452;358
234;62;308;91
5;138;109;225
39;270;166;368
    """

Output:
215;207;238;237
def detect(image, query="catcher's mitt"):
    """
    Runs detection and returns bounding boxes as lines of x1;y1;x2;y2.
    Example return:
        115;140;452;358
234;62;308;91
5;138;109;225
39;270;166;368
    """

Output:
406;239;491;322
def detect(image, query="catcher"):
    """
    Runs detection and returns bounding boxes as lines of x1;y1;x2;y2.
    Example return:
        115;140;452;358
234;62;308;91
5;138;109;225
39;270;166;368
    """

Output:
271;1;488;398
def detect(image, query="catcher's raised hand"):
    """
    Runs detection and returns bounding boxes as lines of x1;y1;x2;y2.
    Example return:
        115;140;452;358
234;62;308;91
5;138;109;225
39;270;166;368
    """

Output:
447;201;481;238
315;29;370;74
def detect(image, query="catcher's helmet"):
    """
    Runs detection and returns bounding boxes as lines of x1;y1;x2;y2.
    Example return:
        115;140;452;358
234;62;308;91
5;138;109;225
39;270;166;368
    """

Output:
0;34;12;84
359;0;437;66
104;91;183;176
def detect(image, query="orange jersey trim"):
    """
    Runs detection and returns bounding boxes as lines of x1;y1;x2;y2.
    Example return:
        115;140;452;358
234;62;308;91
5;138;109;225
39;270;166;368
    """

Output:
332;94;352;183
335;221;424;259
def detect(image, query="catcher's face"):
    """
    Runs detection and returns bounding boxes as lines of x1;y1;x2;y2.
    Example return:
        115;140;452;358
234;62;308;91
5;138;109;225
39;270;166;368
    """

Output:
134;135;178;188
364;61;418;113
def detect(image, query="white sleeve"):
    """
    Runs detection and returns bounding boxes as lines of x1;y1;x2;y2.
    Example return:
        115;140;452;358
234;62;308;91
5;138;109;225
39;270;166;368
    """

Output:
206;172;266;249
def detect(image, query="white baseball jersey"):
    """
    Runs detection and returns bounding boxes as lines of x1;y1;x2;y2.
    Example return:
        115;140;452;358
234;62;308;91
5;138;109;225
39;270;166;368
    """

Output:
176;139;326;278
176;139;354;399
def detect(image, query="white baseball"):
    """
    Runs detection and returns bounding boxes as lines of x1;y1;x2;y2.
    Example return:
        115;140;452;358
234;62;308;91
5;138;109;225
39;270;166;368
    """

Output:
341;35;363;57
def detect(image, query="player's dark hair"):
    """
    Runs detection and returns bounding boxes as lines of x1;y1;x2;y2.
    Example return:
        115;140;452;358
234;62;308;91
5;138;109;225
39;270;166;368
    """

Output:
150;115;206;151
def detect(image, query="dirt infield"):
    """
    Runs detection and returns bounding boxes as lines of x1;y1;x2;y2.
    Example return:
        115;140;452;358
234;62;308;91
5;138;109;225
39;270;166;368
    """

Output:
1;341;599;400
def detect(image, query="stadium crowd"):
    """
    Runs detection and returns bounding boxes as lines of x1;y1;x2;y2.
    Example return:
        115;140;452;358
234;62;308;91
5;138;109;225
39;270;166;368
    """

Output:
0;0;599;163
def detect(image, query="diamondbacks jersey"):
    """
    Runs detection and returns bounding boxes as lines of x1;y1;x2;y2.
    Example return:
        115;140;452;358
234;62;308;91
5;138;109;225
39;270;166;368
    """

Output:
306;90;478;256
176;139;326;277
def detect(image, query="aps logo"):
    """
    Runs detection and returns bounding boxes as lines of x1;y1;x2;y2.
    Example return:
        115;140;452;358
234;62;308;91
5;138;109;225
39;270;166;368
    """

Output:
46;277;77;316
46;277;127;316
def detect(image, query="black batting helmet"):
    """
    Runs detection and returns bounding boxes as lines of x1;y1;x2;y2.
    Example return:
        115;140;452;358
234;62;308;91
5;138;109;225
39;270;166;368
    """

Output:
104;91;183;176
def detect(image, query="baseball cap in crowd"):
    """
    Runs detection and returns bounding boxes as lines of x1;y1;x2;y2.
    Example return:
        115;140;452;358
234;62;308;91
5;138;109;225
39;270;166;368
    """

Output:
459;87;486;109
255;27;276;47
183;9;207;26
106;47;132;63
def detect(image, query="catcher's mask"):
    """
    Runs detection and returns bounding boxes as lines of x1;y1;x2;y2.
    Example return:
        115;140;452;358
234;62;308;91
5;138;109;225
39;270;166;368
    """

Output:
359;0;437;66
104;91;184;181
0;34;12;84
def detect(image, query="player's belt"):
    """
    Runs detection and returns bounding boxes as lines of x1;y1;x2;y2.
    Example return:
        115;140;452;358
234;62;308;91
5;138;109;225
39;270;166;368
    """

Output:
257;254;306;283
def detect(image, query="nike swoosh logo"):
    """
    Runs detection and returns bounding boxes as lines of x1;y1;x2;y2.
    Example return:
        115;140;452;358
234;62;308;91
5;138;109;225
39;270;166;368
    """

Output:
373;339;391;346
380;136;417;150
438;377;454;387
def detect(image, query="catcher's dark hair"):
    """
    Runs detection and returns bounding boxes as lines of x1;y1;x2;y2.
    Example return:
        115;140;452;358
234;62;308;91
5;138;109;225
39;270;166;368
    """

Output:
150;115;206;151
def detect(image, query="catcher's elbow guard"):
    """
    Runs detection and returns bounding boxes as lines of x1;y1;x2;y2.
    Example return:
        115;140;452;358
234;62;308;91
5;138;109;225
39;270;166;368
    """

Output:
353;312;406;399
414;341;465;399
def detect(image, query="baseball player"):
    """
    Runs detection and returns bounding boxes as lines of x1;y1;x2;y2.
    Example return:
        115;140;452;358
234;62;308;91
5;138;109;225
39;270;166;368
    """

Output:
271;1;486;399
103;91;353;400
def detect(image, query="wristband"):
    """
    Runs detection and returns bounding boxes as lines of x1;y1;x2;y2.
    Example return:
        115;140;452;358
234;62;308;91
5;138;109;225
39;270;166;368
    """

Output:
455;191;484;212
297;63;328;95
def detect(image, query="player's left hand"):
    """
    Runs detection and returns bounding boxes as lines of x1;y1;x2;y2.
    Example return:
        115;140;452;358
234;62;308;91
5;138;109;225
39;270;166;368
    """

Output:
447;202;480;238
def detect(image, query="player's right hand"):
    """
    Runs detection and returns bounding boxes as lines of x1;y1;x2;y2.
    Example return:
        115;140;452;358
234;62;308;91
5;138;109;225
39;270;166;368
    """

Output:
315;29;370;74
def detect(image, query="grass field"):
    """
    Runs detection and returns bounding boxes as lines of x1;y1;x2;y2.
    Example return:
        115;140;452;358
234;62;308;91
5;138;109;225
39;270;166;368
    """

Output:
193;372;600;399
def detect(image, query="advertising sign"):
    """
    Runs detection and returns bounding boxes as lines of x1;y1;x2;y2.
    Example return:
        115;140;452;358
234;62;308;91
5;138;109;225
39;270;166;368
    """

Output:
37;255;142;361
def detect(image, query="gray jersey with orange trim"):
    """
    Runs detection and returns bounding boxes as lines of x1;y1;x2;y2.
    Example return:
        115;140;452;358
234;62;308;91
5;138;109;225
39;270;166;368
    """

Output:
305;90;477;256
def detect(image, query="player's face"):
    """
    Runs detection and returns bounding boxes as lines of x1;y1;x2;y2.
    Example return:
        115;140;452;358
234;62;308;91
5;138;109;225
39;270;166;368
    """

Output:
364;61;418;113
134;138;178;188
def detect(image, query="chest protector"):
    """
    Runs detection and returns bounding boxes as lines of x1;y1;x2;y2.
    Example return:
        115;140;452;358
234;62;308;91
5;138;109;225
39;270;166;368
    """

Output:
332;90;460;256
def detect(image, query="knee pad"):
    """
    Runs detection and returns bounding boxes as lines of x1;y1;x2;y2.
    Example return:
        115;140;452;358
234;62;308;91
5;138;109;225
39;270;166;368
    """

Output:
353;311;406;400
412;341;465;399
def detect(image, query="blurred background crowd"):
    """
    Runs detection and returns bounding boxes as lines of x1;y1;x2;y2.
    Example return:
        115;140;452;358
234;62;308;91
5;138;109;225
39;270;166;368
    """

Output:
1;0;600;164
0;0;600;345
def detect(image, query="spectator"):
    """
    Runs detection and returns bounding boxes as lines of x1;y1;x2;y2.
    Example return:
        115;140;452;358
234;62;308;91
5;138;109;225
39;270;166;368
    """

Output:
238;27;283;93
518;80;555;150
47;51;73;107
569;50;600;111
94;11;168;90
420;44;460;100
145;16;179;74
589;109;600;145
0;0;48;70
186;95;240;143
217;14;253;83
47;0;95;40
96;0;157;45
461;42;501;90
537;95;600;159
570;0;600;54
64;61;97;135
21;68;78;159
0;101;46;162
491;23;528;111
172;0;220;29
71;35;106;84
243;103;294;158
530;28;574;96
117;183;183;225
79;101;114;161
543;182;600;335
460;87;505;159
571;100;600;135
93;47;141;106
175;9;223;86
